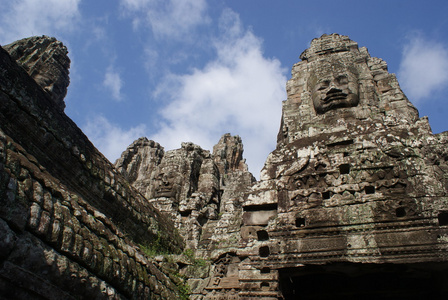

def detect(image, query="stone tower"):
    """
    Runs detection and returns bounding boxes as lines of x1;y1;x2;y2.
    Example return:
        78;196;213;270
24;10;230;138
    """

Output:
3;36;71;112
204;34;448;299
116;135;255;253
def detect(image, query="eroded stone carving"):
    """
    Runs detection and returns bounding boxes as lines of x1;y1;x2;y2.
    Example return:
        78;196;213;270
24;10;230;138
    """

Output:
153;157;184;199
116;135;254;254
308;59;360;114
279;33;419;146
3;36;70;112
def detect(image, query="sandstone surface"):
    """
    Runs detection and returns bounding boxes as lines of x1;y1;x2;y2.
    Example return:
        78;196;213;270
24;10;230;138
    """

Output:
1;33;448;299
201;33;448;299
0;38;184;299
116;133;255;255
4;36;70;112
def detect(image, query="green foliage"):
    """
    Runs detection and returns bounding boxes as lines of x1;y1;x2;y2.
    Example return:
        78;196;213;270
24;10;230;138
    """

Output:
183;248;195;260
176;276;191;300
140;243;191;298
182;248;210;267
194;258;208;267
139;233;170;257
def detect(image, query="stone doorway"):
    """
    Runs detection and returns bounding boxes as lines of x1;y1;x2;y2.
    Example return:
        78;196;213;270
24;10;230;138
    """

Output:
278;263;448;299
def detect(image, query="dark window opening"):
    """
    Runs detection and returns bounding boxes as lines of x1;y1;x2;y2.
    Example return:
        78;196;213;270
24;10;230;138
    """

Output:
261;267;271;273
295;217;306;227
322;191;331;199
244;203;278;212
259;246;270;257
327;139;354;147
339;164;350;174
257;230;269;241
365;186;375;194
261;282;270;291
396;207;406;218
180;210;191;217
438;212;448;226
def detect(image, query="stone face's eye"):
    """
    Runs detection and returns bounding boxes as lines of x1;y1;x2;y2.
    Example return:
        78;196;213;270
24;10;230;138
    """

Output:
337;75;348;84
317;80;330;91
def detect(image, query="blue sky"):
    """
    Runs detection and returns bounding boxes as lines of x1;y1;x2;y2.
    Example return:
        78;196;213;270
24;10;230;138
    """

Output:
1;0;448;178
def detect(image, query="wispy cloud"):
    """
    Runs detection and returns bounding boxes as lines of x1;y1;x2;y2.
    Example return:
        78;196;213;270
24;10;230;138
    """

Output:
103;66;124;101
0;0;81;44
83;115;147;163
398;33;448;103
152;9;287;177
120;0;209;39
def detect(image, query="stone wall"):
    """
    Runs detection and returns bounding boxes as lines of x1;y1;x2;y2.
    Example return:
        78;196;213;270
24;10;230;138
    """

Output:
0;39;184;299
0;130;181;299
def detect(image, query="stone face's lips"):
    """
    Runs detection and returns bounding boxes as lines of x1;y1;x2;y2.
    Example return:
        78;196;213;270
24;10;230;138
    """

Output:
323;92;347;103
155;187;173;195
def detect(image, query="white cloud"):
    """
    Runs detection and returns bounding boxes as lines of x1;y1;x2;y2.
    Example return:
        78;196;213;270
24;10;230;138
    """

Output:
120;0;209;39
103;67;124;101
83;115;147;163
398;34;448;102
120;0;150;11
0;0;81;44
152;9;287;177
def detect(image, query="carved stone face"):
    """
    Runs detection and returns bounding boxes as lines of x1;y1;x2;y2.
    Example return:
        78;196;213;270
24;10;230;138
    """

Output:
309;63;360;114
153;168;182;199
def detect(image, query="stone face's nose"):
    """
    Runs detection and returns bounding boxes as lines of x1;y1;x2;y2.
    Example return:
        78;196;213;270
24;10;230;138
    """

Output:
327;87;342;95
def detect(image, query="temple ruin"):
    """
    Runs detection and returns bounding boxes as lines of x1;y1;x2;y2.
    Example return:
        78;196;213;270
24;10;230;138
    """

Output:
1;34;447;299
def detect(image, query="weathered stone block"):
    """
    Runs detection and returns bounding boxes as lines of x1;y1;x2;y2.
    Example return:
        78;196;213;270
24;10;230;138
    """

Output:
60;226;74;254
28;202;41;230
243;210;277;226
0;219;17;259
36;210;51;237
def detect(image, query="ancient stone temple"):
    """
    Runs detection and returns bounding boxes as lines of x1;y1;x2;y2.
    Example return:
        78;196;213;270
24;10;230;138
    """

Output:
1;33;447;299
203;33;448;299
